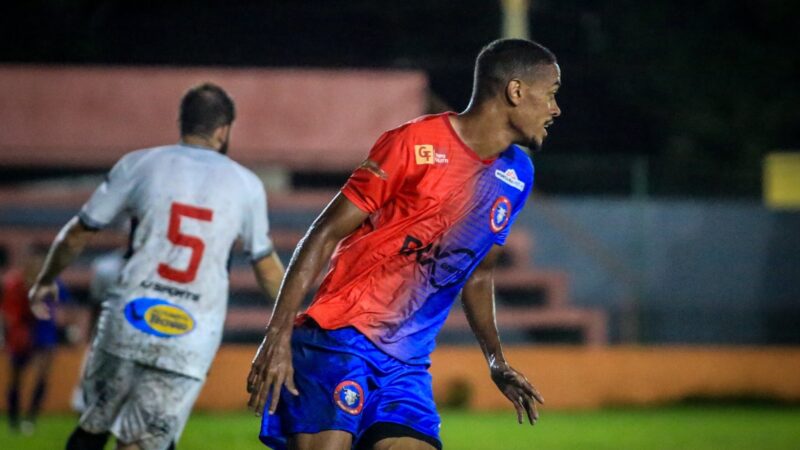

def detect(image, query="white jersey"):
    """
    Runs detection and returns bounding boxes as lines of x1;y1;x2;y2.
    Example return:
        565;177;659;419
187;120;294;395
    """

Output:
79;143;273;380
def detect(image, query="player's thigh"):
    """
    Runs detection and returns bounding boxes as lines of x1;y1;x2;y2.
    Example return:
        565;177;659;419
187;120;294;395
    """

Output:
371;437;437;450
79;350;137;434
115;366;202;450
289;430;353;450
30;348;54;377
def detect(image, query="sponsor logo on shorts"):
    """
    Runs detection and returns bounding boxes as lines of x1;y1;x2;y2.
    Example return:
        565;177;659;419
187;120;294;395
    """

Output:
333;380;364;415
490;196;512;233
414;145;448;165
495;168;525;191
124;297;195;338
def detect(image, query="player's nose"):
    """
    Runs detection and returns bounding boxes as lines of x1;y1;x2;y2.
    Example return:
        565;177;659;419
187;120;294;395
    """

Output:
551;100;561;118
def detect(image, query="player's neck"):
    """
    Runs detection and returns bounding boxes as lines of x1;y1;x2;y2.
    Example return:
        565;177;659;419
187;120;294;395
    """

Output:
452;106;516;159
181;135;220;152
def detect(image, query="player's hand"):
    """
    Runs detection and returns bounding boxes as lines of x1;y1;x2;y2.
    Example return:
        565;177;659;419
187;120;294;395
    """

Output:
246;329;299;416
28;281;59;320
490;361;544;425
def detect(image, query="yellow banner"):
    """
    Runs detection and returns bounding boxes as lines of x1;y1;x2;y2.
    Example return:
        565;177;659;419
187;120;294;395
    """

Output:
764;152;800;209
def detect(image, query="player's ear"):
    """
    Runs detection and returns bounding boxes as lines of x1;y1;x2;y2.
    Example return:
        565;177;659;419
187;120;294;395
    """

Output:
505;79;523;107
212;124;231;143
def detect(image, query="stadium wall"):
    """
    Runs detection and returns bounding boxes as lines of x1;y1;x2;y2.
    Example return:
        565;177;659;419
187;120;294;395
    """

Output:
520;197;800;344
0;65;427;170
3;345;799;413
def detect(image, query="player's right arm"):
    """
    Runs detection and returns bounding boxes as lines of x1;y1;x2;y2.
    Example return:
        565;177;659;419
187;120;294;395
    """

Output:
30;151;139;319
29;217;97;319
247;193;369;415
247;129;410;415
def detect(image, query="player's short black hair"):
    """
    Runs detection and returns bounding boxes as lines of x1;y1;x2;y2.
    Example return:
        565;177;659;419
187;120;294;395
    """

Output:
179;83;236;137
471;38;557;104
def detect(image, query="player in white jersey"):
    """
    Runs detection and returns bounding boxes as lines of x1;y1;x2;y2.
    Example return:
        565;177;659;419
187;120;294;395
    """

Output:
28;83;286;450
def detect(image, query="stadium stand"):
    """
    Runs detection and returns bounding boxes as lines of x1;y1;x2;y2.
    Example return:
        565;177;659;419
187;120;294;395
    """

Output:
0;66;607;345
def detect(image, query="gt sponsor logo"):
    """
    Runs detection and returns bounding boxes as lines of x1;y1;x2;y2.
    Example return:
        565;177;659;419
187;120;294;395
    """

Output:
495;168;525;191
124;297;195;338
414;145;449;165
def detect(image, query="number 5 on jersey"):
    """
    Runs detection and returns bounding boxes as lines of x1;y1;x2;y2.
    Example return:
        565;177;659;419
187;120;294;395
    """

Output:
158;202;214;284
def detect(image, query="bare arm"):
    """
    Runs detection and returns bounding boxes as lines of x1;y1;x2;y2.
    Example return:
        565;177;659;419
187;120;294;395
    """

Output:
29;216;97;319
247;192;369;415
252;252;285;302
462;245;544;425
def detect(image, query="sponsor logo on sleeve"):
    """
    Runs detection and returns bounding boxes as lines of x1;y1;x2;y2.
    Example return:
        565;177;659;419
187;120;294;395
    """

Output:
495;168;526;191
415;145;448;165
356;159;388;180
490;196;512;233
124;297;195;338
333;380;364;415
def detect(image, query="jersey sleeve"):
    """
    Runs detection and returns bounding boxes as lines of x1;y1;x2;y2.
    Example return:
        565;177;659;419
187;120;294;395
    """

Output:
240;177;274;262
341;129;412;214
79;152;140;230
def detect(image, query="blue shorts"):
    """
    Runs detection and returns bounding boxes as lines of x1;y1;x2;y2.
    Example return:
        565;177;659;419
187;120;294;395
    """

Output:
33;319;58;349
259;322;441;450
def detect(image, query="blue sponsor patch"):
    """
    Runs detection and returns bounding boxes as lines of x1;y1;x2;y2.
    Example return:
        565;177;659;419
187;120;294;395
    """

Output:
124;297;195;338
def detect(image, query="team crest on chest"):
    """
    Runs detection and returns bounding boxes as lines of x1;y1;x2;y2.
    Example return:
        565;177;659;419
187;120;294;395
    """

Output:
333;380;364;415
489;196;512;233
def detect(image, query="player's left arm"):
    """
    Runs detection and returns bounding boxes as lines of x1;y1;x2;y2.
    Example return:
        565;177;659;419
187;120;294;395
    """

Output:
252;252;285;302
29;217;97;319
462;244;545;425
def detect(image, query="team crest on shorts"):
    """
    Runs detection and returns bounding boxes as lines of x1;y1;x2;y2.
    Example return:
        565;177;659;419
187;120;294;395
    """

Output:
490;196;512;233
333;380;364;415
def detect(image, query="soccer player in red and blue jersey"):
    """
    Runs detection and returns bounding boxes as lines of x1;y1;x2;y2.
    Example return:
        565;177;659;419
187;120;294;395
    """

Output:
248;38;562;450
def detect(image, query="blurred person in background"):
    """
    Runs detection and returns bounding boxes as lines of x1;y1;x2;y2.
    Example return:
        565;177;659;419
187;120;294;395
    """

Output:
71;247;127;414
1;248;69;434
248;38;561;450
29;82;285;450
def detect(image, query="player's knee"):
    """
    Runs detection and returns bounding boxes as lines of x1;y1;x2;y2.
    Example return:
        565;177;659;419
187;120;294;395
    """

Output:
66;427;109;450
370;438;438;450
115;441;143;450
290;430;353;450
357;423;440;450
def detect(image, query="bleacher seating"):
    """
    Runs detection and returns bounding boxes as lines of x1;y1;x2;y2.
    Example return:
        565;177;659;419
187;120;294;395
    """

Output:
0;185;607;346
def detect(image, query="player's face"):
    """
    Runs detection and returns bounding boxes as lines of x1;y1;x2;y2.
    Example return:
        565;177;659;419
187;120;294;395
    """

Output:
513;63;561;151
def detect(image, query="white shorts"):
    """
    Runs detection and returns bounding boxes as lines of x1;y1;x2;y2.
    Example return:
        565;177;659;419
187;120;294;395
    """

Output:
79;349;203;450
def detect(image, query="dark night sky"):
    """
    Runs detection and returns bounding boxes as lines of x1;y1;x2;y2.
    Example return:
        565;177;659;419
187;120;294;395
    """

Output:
2;0;798;195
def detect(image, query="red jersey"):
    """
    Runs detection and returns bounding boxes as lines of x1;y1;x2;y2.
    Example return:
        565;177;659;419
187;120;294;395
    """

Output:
302;113;533;363
1;270;35;354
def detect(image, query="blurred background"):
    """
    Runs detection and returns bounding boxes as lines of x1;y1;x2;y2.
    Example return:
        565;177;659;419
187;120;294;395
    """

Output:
1;1;799;449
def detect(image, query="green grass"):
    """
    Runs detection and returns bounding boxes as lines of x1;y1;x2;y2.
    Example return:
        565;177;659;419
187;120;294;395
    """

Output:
2;406;799;449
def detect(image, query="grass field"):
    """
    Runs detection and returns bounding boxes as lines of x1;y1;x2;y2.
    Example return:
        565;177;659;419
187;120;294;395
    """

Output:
2;406;800;449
